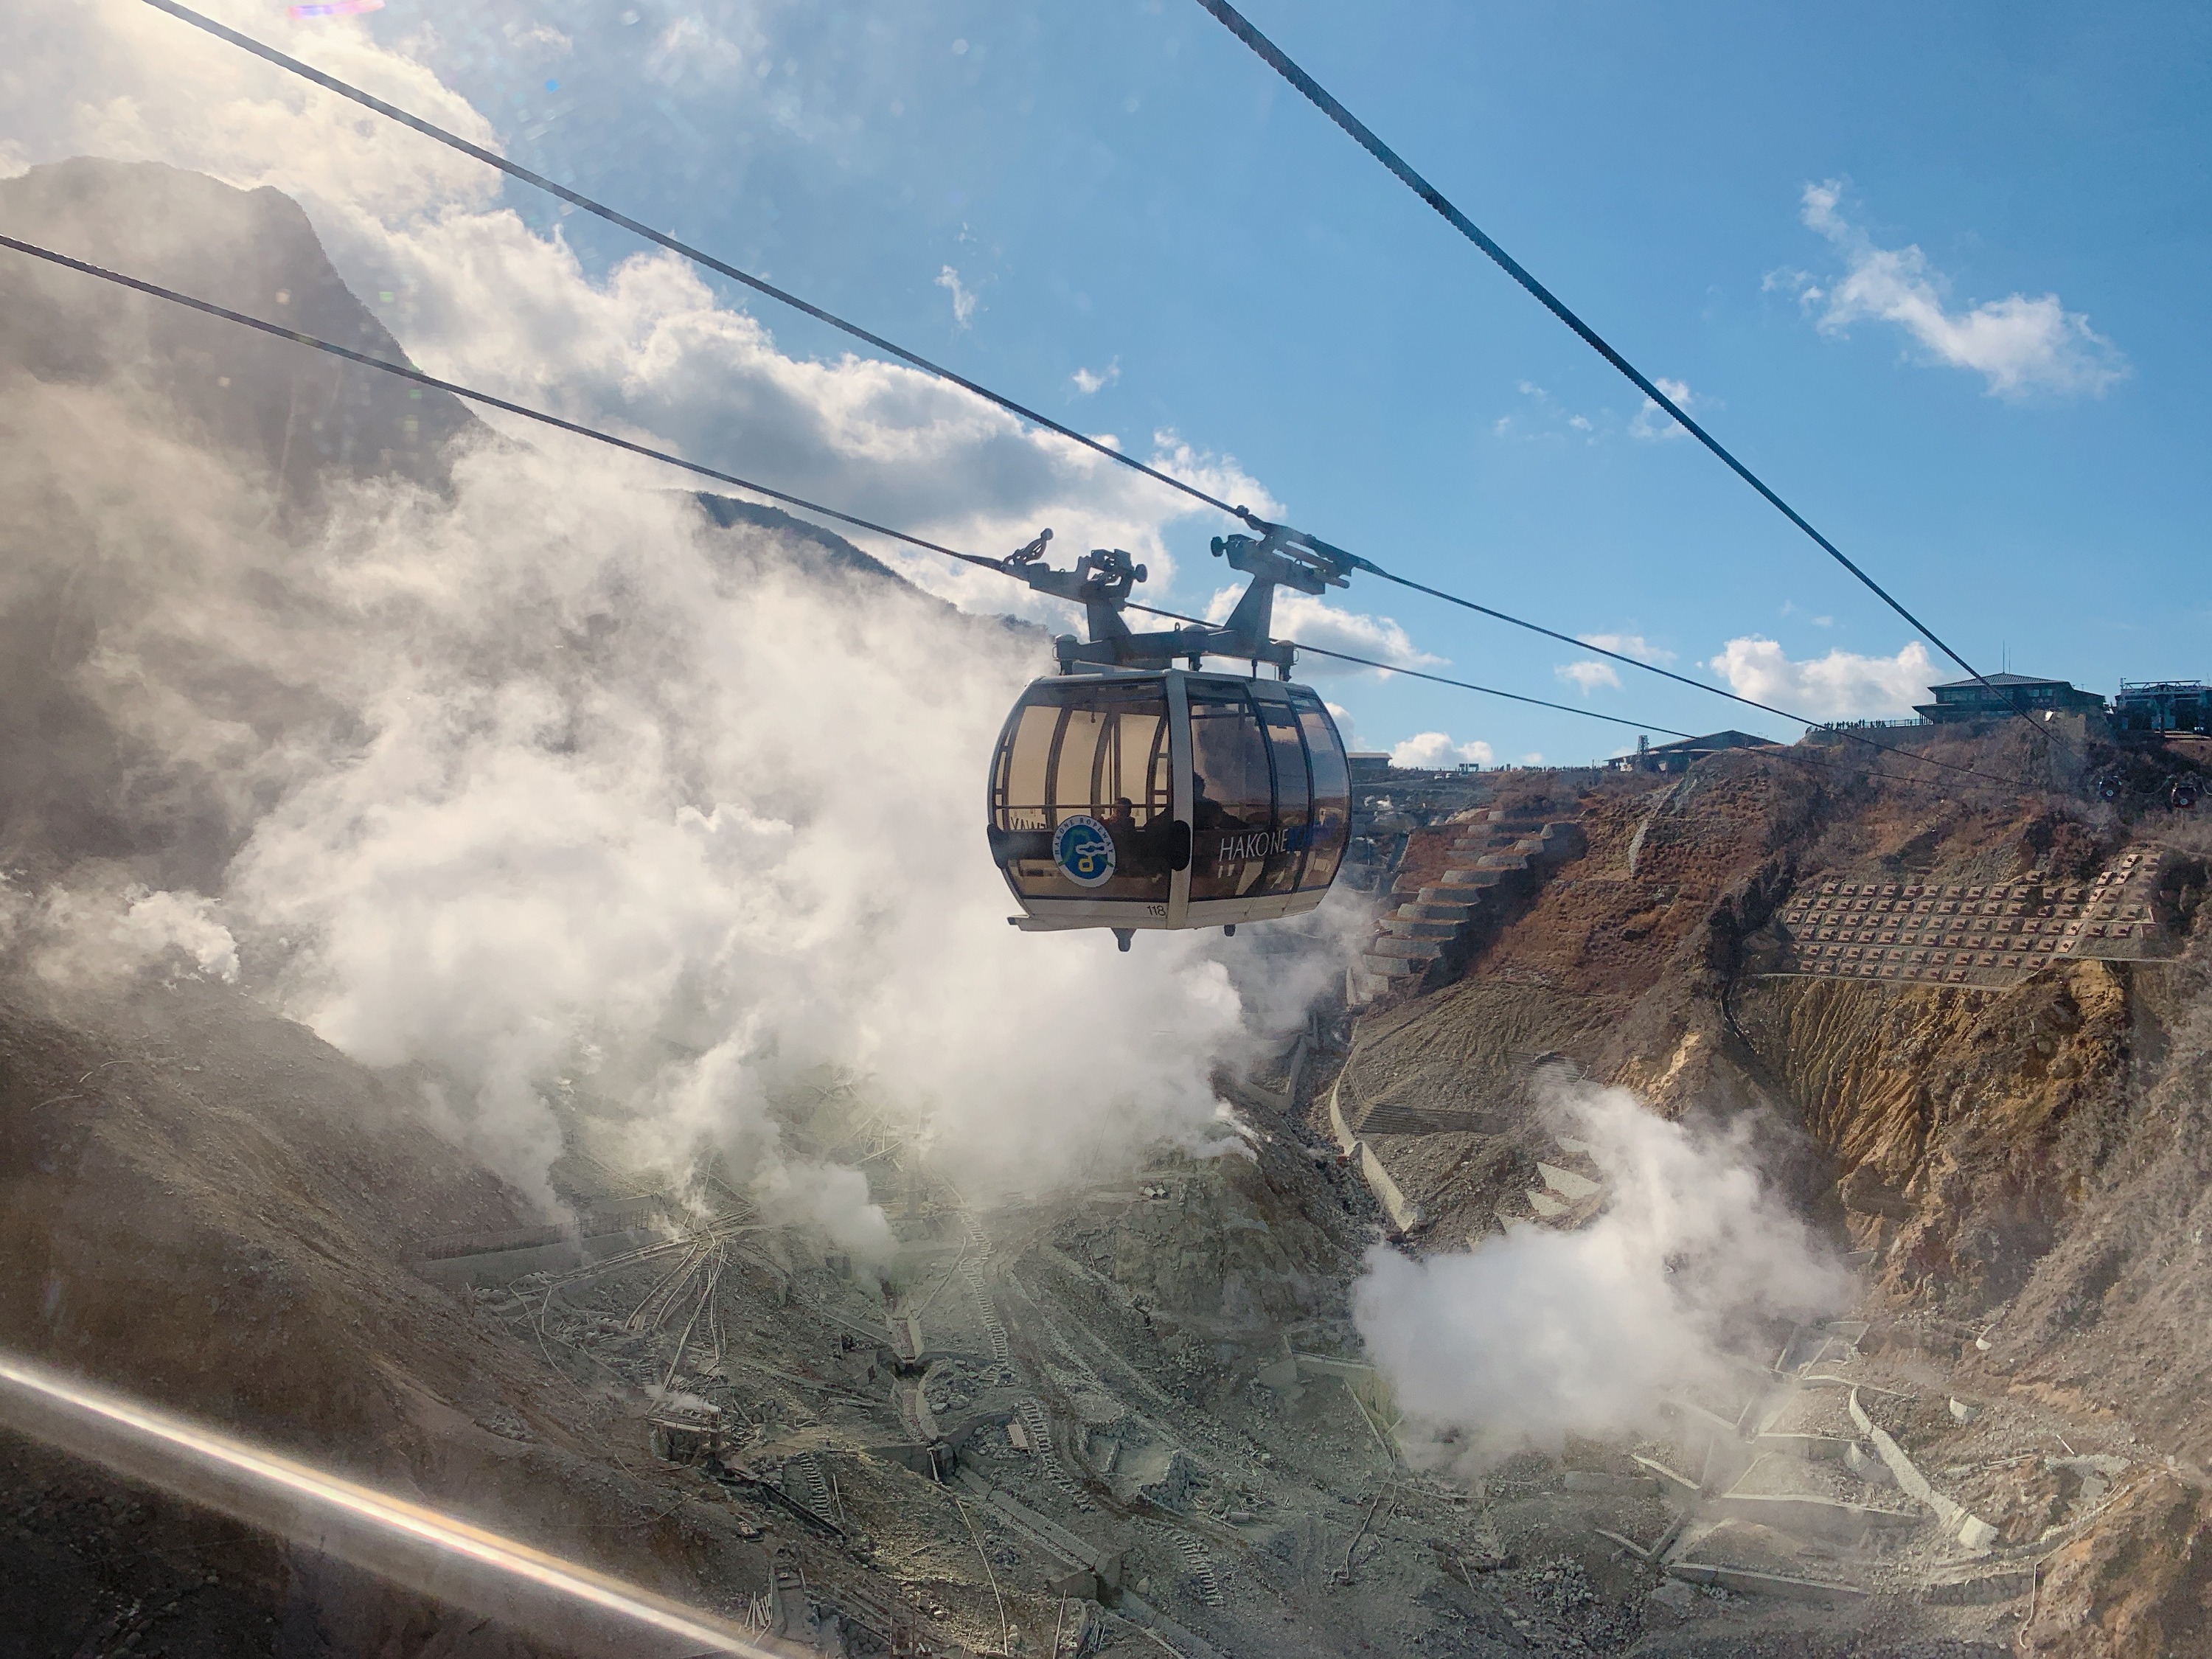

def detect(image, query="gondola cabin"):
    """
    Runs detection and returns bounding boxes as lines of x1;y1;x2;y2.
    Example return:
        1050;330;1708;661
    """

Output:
988;668;1351;937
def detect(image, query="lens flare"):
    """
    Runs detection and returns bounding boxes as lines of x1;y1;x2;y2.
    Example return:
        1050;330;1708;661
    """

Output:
0;1349;787;1658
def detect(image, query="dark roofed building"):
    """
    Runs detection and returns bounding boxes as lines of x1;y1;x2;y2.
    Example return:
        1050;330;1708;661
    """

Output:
1347;752;1394;785
1615;730;1774;773
1913;673;2105;725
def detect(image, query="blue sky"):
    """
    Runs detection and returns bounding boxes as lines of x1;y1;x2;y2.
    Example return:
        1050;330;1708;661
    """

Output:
32;0;2212;765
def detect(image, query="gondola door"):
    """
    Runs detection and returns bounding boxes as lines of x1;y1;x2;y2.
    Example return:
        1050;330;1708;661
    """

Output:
990;671;1186;933
1163;670;1192;930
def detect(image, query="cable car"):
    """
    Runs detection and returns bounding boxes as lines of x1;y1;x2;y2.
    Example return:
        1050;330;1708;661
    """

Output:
986;519;1357;948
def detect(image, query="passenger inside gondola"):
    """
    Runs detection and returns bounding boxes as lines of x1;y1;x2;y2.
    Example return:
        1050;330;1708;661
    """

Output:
1104;795;1141;873
1115;796;1174;877
1189;772;1225;832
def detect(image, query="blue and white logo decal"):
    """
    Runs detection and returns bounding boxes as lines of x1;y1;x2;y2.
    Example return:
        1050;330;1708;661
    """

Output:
1053;815;1118;888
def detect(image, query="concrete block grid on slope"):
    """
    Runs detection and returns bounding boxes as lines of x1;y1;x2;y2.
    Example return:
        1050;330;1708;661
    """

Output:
1358;807;1590;987
1770;847;2183;990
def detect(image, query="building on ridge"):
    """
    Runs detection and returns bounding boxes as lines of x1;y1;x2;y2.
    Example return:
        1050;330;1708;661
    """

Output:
1613;730;1774;773
1913;673;2106;724
2115;681;2209;734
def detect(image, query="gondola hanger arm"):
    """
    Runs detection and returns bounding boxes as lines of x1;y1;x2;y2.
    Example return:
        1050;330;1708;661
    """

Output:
1002;518;1361;678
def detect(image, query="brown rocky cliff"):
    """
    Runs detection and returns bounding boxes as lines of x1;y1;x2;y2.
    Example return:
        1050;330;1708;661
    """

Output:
1340;743;2212;1652
2018;1470;2212;1657
1731;960;2138;1310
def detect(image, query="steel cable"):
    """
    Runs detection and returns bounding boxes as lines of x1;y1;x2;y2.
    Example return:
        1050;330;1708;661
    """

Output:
1119;602;1694;738
0;231;2020;786
0;234;1011;575
1130;602;1981;790
1189;0;2057;756
139;0;1243;522
142;0;2039;770
1351;566;2016;783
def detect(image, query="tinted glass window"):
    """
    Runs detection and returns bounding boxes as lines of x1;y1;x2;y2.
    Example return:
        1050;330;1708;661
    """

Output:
1188;686;1273;900
1257;698;1310;895
1293;691;1351;892
990;681;1172;902
993;703;1059;833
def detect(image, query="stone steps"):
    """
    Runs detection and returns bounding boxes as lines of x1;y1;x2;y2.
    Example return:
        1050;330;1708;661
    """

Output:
1366;935;1445;963
783;1450;841;1528
1399;901;1476;923
1360;815;1587;986
1158;1526;1225;1608
1422;877;1507;903
1389;918;1465;941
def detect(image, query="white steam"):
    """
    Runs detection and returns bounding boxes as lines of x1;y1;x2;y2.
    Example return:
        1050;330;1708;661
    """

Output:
4;368;1295;1256
22;881;241;990
1354;1085;1846;1462
0;0;1372;1256
218;448;1271;1236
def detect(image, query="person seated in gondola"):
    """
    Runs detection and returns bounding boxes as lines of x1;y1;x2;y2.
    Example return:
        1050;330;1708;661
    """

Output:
1103;796;1138;865
1189;772;1226;833
1113;796;1173;877
1189;769;1262;876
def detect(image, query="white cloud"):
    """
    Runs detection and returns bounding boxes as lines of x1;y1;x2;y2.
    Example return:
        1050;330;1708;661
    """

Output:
504;21;574;55
1389;732;1494;770
1555;659;1621;694
1071;358;1119;395
1495;378;1600;445
1579;632;1674;666
1144;430;1278;526
1200;587;1436;677
640;10;768;87
1323;701;1366;754
935;263;976;328
1794;181;2126;398
1629;375;1700;442
1708;636;1935;720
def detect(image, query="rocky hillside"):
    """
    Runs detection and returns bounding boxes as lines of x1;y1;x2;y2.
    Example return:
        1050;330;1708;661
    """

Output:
0;158;481;502
1333;734;2212;1653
